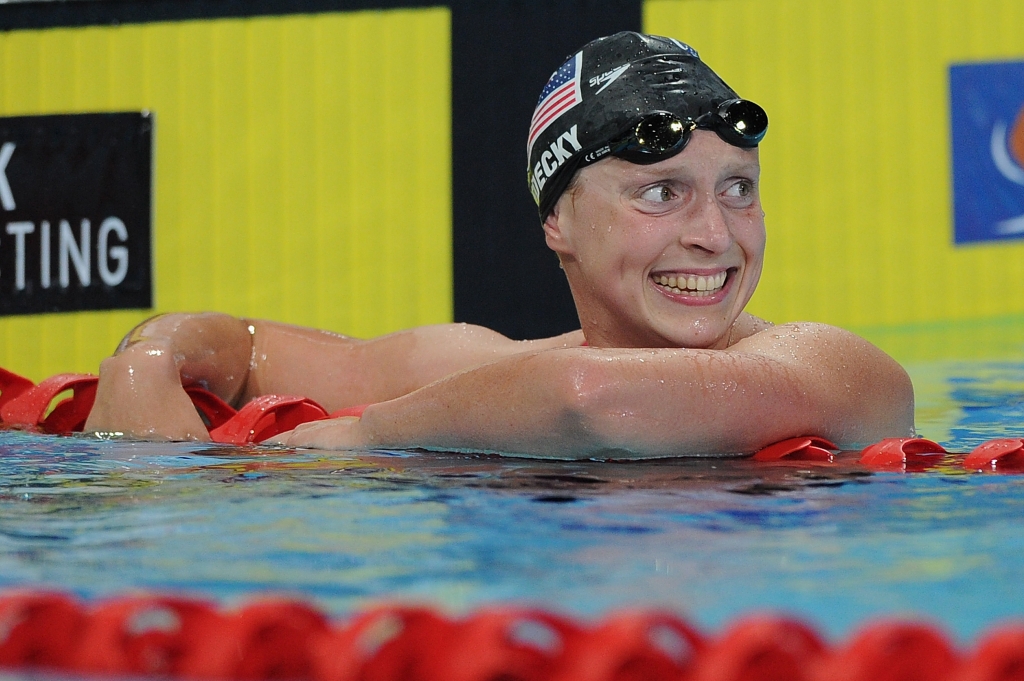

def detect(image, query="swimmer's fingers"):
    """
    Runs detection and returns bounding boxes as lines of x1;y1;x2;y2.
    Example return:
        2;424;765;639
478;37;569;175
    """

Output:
269;416;366;450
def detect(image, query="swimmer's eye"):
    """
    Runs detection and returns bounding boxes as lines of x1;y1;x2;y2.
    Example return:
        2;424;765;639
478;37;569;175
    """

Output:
724;179;755;199
639;185;675;203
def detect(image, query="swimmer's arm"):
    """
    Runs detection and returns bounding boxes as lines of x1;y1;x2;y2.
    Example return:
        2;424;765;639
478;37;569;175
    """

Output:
86;312;585;440
85;313;255;440
242;321;585;409
277;323;914;457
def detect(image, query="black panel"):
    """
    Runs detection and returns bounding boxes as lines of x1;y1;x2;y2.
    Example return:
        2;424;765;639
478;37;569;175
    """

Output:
0;0;438;31
0;112;152;315
1;0;644;337
450;0;641;339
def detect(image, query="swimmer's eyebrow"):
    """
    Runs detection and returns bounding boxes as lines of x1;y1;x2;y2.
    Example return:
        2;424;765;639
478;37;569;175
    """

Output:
721;161;761;178
623;160;761;183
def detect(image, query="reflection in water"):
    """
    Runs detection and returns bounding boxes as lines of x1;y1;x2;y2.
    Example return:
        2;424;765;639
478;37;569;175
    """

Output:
0;358;1023;641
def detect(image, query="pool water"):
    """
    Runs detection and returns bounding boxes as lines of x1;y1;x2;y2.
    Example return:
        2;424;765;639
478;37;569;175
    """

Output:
0;354;1023;644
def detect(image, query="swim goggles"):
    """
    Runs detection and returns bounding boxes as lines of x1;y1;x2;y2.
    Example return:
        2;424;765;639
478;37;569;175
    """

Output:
538;98;768;219
585;98;768;166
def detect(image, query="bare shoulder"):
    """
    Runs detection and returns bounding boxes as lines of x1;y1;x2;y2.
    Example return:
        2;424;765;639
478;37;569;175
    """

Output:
730;321;915;442
726;316;903;379
726;311;776;344
731;320;895;363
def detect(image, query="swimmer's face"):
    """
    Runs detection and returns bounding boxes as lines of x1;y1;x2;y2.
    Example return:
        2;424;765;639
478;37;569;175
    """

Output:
544;130;765;349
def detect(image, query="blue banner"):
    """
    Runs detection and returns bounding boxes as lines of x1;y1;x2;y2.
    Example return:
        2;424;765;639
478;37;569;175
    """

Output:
950;61;1024;244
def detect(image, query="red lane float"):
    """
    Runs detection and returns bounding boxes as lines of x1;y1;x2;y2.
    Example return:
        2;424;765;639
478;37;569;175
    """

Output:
184;384;238;430
72;595;224;677
0;590;87;668
752;437;837;463
963;439;1024;473
858;438;947;472
817;621;958;681
421;608;580;681
957;624;1024;681
312;606;452;681
694;616;825;681
208;395;329;445
0;367;35;411
0;373;98;433
185;599;331;680
551;611;703;681
2;591;1024;681
4;365;1024;474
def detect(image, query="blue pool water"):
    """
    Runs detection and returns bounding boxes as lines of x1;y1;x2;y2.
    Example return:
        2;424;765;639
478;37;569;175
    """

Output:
1;353;1023;644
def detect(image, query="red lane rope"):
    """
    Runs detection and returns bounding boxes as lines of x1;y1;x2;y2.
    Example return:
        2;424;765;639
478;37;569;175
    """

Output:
0;591;1021;681
0;367;1022;472
0;372;1022;678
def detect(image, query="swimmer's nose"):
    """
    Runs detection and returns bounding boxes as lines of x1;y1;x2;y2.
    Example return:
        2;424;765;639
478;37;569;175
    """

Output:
679;193;733;255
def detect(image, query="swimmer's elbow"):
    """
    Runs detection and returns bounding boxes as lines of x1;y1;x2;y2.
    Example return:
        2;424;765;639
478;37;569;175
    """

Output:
886;360;916;434
544;355;650;456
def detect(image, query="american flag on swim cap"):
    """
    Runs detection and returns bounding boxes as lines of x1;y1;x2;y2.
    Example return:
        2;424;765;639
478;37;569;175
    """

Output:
527;51;583;159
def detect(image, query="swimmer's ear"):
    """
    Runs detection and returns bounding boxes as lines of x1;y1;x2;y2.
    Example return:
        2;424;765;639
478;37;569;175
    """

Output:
542;201;574;256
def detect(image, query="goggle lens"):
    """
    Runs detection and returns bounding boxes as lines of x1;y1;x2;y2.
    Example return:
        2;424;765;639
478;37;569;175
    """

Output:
608;100;767;165
613;111;693;164
714;99;768;147
634;113;688;152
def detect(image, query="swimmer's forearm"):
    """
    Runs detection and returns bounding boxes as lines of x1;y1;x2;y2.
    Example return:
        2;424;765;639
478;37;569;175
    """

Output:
277;349;596;455
355;350;593;456
341;337;914;457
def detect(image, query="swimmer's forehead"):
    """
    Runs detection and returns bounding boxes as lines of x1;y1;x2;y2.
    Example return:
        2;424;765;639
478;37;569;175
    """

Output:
585;143;760;185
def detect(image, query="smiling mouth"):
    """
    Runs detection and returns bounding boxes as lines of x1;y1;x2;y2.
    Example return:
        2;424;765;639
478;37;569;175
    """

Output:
651;270;730;297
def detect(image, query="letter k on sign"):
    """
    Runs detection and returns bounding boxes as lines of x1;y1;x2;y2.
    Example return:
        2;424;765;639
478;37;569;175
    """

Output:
0;142;14;211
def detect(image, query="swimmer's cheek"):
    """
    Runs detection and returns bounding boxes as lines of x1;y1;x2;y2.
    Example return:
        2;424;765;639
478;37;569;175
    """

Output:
269;416;366;450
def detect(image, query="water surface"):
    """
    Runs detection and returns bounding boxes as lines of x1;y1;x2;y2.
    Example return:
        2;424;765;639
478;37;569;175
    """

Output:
1;356;1023;642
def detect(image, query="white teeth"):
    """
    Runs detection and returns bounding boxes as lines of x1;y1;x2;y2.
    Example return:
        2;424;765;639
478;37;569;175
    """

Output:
652;271;728;296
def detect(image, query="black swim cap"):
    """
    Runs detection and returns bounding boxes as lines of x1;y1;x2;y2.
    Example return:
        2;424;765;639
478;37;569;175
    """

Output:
527;31;764;221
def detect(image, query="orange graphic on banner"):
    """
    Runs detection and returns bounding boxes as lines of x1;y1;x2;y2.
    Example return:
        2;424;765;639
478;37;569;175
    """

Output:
1010;106;1024;167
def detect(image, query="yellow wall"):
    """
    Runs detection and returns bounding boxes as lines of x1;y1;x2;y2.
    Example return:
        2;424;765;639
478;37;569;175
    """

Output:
0;8;451;380
4;1;1022;379
645;0;1024;340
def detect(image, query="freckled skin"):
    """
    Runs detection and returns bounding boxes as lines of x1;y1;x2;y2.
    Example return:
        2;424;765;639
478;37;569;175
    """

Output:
544;133;765;350
86;133;914;455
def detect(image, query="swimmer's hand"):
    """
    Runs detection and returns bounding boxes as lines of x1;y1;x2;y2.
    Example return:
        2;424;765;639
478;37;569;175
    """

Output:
268;416;369;450
84;341;212;441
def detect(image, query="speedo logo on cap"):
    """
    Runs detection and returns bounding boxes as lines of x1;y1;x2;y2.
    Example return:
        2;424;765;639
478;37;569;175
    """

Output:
588;64;630;94
529;125;581;204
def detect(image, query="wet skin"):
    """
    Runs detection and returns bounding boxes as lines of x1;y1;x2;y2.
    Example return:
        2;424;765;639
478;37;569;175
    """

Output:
544;131;765;350
86;133;915;457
